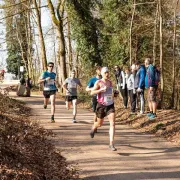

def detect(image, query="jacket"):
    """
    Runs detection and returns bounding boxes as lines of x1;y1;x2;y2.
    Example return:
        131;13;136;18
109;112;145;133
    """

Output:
134;65;146;89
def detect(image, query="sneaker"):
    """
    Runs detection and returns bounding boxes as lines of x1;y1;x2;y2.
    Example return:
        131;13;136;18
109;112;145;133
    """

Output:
44;104;47;109
149;114;157;119
130;112;136;115
72;119;77;123
90;130;95;138
146;112;153;117
109;145;117;151
51;115;55;123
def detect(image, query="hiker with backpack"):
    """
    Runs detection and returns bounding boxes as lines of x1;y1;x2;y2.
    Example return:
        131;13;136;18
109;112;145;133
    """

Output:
145;58;158;119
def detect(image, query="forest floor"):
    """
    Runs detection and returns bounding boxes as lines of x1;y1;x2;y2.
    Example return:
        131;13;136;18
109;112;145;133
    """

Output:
9;92;180;180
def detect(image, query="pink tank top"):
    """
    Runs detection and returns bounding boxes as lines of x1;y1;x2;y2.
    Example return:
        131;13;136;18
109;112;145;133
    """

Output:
97;79;114;106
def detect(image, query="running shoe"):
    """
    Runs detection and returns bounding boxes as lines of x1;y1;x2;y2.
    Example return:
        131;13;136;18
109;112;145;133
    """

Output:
44;104;47;109
149;114;157;119
51;115;55;123
72;119;77;123
109;145;117;151
90;130;95;138
146;112;153;117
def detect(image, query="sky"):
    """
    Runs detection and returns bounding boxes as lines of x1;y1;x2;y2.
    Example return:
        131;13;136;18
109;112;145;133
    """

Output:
0;0;55;70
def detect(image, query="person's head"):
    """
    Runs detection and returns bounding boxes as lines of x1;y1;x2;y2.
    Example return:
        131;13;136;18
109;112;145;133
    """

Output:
47;62;54;72
131;64;136;73
133;60;141;70
144;58;151;67
95;66;101;76
114;65;120;72
101;67;109;80
123;66;130;74
71;70;76;78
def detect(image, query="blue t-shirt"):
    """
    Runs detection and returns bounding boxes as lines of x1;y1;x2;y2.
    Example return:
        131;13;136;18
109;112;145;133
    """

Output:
87;76;101;96
40;71;57;91
87;77;100;88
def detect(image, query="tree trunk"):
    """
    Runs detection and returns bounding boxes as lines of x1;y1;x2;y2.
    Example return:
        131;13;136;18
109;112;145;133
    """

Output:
67;16;73;75
129;0;136;65
153;4;158;65
33;0;47;71
158;0;164;107
171;0;179;108
47;0;67;87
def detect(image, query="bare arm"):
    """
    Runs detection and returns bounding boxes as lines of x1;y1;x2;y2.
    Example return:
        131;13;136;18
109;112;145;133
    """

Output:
86;86;93;92
38;77;50;84
90;81;107;95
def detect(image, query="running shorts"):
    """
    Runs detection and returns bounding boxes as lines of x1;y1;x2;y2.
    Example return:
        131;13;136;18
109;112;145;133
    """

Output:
65;96;77;102
43;90;56;98
96;103;115;119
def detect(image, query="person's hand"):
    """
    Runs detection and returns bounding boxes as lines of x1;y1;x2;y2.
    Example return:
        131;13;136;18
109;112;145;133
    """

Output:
137;88;142;92
100;86;107;92
150;87;154;91
46;77;51;81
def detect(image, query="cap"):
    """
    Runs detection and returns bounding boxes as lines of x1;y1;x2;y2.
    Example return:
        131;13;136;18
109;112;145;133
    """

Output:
101;67;109;75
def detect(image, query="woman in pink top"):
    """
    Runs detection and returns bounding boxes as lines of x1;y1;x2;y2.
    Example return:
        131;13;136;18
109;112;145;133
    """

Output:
90;67;118;151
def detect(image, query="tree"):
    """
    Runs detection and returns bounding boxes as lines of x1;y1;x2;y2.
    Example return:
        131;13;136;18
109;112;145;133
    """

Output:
47;0;67;86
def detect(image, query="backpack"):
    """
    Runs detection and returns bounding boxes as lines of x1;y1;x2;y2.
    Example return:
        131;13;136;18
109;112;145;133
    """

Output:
154;67;160;86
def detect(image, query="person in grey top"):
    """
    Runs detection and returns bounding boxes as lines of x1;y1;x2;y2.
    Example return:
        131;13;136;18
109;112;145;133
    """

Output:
63;70;82;123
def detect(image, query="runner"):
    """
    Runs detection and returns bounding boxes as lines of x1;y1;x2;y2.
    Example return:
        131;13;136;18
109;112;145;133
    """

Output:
90;67;118;151
63;70;83;123
39;62;57;123
86;66;101;132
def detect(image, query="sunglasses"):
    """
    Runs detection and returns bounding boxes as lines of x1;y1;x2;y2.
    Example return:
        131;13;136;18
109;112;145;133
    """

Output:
49;66;54;68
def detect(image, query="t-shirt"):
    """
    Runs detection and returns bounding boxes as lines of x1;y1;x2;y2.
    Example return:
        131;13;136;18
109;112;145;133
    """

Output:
64;77;81;96
87;77;100;88
40;71;57;91
87;76;101;96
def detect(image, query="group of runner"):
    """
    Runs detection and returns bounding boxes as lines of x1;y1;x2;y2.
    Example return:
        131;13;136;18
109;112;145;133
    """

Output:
38;57;159;151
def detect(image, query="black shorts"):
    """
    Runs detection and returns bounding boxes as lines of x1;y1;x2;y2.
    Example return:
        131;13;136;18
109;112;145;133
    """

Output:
96;103;115;119
92;96;98;112
43;90;56;98
65;96;77;102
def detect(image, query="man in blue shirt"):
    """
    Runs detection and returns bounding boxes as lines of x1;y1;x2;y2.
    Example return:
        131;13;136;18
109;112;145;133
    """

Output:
86;66;101;131
144;58;157;119
39;62;57;123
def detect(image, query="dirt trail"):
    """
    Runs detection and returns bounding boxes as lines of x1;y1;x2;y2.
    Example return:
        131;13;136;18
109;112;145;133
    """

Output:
14;94;180;180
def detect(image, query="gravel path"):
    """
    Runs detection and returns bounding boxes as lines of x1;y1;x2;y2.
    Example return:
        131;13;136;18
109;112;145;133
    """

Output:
15;95;180;180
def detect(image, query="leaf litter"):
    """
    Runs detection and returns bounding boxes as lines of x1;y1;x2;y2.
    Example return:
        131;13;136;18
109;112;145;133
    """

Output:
0;89;79;180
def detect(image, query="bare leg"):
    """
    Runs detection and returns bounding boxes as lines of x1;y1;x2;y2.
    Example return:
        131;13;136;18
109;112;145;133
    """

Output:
72;99;77;120
93;113;97;123
152;101;157;114
66;101;71;110
148;101;153;112
44;98;49;106
107;113;115;146
50;94;56;116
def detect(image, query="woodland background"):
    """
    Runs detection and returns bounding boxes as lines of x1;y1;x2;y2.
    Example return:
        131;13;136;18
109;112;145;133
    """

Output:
0;0;180;109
